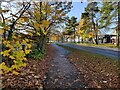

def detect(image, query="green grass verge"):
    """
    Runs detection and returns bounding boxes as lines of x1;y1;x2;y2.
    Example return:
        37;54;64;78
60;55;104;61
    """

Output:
66;42;120;48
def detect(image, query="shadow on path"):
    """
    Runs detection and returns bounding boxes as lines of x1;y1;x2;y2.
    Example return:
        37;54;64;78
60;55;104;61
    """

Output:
43;44;87;89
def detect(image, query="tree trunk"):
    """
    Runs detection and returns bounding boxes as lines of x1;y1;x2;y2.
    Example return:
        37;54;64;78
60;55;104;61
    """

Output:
8;28;13;41
95;34;98;45
81;38;84;43
41;35;47;52
91;13;98;45
117;1;120;47
78;35;80;43
37;35;47;53
73;28;76;43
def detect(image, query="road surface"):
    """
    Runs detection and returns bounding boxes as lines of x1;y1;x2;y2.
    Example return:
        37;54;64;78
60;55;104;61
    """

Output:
58;43;119;59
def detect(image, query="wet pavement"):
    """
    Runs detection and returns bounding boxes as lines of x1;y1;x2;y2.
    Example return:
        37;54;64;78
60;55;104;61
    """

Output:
43;44;87;89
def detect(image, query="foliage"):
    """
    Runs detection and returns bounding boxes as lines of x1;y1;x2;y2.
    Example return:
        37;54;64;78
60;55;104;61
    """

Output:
28;49;45;60
64;16;78;43
0;1;72;75
1;33;32;74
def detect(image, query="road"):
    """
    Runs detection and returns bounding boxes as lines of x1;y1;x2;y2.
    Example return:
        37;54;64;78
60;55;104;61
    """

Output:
58;43;119;59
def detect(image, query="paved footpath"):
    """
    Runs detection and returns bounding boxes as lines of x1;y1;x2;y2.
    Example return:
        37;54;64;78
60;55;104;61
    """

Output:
43;44;87;89
58;43;119;59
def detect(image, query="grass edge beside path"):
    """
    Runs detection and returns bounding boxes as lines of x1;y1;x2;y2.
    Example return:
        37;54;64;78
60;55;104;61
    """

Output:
67;42;120;49
57;44;120;88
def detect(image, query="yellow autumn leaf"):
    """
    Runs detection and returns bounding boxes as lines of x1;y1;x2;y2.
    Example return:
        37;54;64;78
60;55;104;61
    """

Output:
42;30;47;35
0;29;4;35
13;60;17;64
30;33;33;36
1;64;9;72
16;41;20;45
41;10;45;14
25;50;31;54
41;20;50;27
1;50;10;56
3;25;9;30
12;64;19;69
6;44;11;48
46;6;51;14
22;40;27;44
0;70;3;74
0;62;5;67
22;63;27;67
9;55;15;59
36;32;40;36
25;38;29;42
3;40;10;45
23;58;27;61
40;25;44;31
27;44;32;48
23;17;29;22
1;52;3;55
12;35;16;39
35;12;40;18
34;23;40;29
18;35;21;38
12;70;19;75
52;16;57;20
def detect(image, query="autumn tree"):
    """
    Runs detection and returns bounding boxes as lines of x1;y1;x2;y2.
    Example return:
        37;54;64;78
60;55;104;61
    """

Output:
65;16;78;43
0;1;72;74
83;2;99;44
0;1;32;74
26;2;72;52
99;2;119;47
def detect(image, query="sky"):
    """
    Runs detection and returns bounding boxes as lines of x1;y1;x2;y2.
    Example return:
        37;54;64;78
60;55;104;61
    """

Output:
67;2;116;35
67;2;88;22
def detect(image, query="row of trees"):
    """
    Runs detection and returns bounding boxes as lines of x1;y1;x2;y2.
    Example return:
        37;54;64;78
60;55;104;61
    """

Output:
0;1;72;74
61;2;119;47
79;2;119;46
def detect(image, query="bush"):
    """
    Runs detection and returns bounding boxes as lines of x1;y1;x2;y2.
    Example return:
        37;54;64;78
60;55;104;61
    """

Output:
28;49;45;60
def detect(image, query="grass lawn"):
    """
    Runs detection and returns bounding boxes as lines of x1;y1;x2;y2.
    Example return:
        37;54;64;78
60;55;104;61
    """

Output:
57;44;120;88
68;42;120;48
